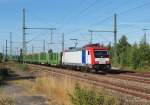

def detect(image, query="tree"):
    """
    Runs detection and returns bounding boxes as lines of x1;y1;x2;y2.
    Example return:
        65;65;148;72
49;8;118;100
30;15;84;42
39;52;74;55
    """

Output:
107;42;113;62
111;35;150;71
131;43;140;69
0;53;3;63
138;38;150;69
116;35;130;67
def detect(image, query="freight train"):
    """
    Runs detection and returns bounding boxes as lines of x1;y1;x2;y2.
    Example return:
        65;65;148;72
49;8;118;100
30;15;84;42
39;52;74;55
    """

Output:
14;44;111;72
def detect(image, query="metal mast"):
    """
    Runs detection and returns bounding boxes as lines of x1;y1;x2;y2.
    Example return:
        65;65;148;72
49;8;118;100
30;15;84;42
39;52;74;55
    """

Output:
62;33;64;52
43;40;46;52
114;13;117;59
5;40;8;61
10;32;12;60
22;8;26;56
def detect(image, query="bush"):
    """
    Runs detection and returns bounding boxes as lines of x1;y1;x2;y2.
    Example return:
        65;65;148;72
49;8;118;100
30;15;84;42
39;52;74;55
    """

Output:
18;64;28;71
0;68;8;82
111;35;150;72
0;53;3;63
69;83;117;105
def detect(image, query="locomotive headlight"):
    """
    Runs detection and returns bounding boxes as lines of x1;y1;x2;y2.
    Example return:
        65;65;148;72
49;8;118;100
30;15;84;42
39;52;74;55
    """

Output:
95;61;99;64
106;61;110;64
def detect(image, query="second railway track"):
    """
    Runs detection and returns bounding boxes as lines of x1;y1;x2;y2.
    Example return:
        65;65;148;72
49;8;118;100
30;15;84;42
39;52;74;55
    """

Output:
28;64;150;101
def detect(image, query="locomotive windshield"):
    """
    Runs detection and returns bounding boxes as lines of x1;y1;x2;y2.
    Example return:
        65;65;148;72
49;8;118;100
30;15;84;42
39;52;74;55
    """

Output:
94;50;108;58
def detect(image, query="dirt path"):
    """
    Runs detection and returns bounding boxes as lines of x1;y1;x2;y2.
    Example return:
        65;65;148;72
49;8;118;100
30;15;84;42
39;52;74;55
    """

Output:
0;66;49;105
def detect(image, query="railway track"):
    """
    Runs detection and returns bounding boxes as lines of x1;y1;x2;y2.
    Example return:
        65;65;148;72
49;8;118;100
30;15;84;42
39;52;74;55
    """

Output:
104;69;150;79
94;69;150;84
125;72;150;78
28;64;150;101
105;74;150;84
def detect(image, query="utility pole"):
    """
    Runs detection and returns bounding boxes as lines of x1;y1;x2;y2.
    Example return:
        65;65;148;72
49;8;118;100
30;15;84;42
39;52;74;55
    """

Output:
25;27;56;51
22;8;26;61
62;33;64;52
2;45;5;61
10;32;12;60
5;40;8;62
114;13;117;60
88;13;117;62
32;45;34;54
2;45;4;56
49;28;56;49
21;9;56;54
43;40;46;52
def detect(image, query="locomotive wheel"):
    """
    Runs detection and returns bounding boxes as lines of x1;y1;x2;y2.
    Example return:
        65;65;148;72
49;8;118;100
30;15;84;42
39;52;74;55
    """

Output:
95;69;99;73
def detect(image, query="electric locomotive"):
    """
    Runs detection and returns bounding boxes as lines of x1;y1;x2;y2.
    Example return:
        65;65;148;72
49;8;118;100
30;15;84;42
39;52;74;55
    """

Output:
62;43;111;72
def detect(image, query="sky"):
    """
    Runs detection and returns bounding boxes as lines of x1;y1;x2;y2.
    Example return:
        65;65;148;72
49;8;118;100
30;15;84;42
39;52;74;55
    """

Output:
0;0;150;54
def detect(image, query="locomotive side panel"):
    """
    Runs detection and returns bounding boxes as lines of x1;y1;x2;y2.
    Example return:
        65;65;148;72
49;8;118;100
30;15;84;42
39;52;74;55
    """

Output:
62;50;83;66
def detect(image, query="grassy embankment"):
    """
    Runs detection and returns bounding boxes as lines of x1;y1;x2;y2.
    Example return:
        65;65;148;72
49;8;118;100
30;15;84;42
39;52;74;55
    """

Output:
5;62;148;105
33;75;140;105
7;61;28;71
112;63;150;73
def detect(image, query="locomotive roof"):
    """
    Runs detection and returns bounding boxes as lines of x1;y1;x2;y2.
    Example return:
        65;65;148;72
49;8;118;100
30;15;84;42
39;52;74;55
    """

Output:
64;43;108;52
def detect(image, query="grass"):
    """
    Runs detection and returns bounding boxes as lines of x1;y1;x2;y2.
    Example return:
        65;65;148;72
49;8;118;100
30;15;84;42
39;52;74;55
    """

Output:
3;62;149;105
33;75;75;105
112;63;150;73
6;62;28;71
0;86;15;105
0;95;15;105
11;79;34;94
33;75;144;105
18;64;28;71
69;83;117;105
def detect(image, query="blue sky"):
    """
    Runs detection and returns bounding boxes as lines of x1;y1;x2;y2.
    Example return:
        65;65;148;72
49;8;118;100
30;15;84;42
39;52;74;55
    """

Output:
0;0;150;54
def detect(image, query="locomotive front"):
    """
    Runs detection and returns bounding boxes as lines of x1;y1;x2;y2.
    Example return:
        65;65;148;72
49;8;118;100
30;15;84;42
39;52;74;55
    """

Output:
93;48;111;70
85;44;111;71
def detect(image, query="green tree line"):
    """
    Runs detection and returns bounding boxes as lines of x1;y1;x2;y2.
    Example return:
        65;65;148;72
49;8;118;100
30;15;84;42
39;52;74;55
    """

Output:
0;53;3;63
110;35;150;71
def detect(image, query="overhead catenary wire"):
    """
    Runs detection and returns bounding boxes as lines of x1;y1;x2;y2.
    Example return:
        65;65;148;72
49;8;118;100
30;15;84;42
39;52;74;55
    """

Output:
73;0;150;30
53;0;87;27
71;0;114;26
28;9;55;28
89;1;150;31
89;0;131;25
17;1;150;53
118;1;150;16
84;1;150;46
57;0;101;31
61;0;130;37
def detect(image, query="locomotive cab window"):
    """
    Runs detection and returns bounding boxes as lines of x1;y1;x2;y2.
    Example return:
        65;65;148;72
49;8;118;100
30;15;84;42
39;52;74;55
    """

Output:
88;51;90;55
94;51;108;58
